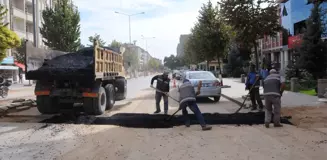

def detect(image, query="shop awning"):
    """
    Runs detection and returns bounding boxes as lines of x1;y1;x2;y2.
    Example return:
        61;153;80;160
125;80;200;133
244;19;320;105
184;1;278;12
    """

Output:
0;65;18;70
14;61;25;71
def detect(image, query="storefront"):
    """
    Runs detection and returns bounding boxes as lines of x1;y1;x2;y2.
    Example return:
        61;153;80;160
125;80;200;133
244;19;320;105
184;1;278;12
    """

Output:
0;56;25;83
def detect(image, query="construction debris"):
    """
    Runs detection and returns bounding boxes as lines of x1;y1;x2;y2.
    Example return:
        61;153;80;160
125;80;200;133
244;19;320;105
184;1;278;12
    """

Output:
0;99;36;116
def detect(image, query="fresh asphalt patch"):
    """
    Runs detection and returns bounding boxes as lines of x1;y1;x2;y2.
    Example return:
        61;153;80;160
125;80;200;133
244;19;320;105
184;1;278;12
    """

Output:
40;112;292;129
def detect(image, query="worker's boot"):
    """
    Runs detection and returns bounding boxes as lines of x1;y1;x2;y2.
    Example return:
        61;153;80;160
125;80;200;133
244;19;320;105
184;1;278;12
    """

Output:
185;121;190;127
164;110;168;115
201;125;212;131
258;106;264;112
264;122;270;128
154;110;161;114
274;123;283;127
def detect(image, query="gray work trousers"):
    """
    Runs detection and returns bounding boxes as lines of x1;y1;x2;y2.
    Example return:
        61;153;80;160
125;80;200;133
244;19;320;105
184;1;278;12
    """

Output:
264;95;281;124
155;92;168;112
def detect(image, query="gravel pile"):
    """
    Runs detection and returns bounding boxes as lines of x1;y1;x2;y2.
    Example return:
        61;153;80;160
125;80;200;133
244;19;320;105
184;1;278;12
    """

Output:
27;48;94;80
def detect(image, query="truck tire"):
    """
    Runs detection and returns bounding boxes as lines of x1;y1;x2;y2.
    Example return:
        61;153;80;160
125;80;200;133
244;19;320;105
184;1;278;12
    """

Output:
115;77;127;100
105;84;115;110
83;87;106;115
36;96;59;114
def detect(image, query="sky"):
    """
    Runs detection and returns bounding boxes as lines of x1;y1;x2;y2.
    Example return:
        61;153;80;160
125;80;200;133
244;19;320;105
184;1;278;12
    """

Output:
74;0;218;60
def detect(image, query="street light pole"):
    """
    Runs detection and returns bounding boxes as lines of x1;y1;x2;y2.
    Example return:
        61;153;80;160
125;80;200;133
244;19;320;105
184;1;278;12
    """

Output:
115;11;145;44
128;16;131;44
141;35;155;51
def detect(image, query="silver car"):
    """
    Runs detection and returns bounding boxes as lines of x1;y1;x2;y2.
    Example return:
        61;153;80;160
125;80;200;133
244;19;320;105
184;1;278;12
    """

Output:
181;71;222;102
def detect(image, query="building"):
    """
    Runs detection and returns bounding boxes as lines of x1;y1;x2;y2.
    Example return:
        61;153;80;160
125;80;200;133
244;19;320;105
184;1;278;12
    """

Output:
176;34;190;58
259;0;327;74
0;0;53;83
121;43;154;71
258;4;284;71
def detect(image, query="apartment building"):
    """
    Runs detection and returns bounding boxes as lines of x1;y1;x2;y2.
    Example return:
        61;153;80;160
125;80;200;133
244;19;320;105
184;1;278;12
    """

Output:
259;0;327;74
0;0;53;83
176;34;190;58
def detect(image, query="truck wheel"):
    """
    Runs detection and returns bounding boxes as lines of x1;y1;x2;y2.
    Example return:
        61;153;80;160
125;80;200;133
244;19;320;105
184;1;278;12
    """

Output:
115;77;127;100
83;87;106;115
105;84;115;110
36;96;59;114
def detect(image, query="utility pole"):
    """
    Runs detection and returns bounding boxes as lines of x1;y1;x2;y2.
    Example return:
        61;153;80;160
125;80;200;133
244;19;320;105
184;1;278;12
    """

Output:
115;11;145;44
141;35;155;51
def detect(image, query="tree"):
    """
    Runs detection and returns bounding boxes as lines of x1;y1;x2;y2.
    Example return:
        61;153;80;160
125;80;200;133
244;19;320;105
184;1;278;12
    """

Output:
79;44;85;49
40;0;81;52
0;5;20;62
164;54;184;69
13;39;26;64
184;1;229;71
297;3;327;79
109;40;122;48
88;34;106;47
148;58;160;71
122;45;140;72
220;0;282;70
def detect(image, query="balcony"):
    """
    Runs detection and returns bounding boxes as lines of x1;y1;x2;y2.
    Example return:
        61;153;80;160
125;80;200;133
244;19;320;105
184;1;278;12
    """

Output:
26;13;33;22
13;29;26;39
12;7;25;19
26;32;34;42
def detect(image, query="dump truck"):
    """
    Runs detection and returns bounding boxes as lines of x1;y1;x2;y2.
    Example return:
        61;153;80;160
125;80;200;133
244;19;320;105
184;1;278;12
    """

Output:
25;40;127;115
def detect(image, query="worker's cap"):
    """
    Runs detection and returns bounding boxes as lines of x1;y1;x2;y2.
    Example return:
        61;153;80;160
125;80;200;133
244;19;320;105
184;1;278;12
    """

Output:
163;71;169;76
269;69;277;74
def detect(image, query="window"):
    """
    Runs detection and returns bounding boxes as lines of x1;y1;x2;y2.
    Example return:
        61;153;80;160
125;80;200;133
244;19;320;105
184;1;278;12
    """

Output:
189;72;216;79
282;5;288;16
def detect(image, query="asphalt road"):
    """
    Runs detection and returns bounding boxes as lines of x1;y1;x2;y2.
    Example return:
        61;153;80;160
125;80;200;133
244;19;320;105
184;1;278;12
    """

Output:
0;76;326;160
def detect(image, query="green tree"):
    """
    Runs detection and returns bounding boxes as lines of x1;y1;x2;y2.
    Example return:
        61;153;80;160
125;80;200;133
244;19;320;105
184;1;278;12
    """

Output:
148;58;160;71
109;40;122;48
297;3;327;79
164;54;184;69
13;39;26;64
220;0;281;70
122;45;139;71
88;34;106;47
184;1;229;71
40;0;81;52
0;5;20;61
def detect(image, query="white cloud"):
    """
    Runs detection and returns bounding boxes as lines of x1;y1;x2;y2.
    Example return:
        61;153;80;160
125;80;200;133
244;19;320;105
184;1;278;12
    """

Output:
74;0;218;60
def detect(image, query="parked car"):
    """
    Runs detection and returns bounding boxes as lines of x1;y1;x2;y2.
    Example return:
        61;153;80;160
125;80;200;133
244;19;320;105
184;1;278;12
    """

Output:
181;71;222;102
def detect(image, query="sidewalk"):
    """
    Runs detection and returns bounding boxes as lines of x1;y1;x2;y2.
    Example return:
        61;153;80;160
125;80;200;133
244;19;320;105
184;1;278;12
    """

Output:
222;78;322;107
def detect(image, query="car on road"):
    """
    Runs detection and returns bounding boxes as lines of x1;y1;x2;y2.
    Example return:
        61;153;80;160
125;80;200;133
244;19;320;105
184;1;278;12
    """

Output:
180;71;222;102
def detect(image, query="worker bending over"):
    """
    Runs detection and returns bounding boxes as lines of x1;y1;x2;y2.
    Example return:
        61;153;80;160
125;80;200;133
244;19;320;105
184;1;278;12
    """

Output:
150;71;170;114
263;69;285;128
178;79;212;131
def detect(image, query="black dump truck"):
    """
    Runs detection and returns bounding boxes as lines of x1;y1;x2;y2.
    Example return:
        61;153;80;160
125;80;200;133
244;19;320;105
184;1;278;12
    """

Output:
25;40;127;115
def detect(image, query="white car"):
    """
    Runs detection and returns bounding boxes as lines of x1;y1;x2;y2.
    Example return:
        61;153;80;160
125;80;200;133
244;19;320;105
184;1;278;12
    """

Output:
180;71;222;102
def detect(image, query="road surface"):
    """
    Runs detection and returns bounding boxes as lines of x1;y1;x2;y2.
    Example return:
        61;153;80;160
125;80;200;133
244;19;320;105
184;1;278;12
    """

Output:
0;76;326;160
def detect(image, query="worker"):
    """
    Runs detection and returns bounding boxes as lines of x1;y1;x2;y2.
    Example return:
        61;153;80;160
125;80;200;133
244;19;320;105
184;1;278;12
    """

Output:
245;64;264;111
150;71;170;114
263;69;285;128
178;78;212;131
